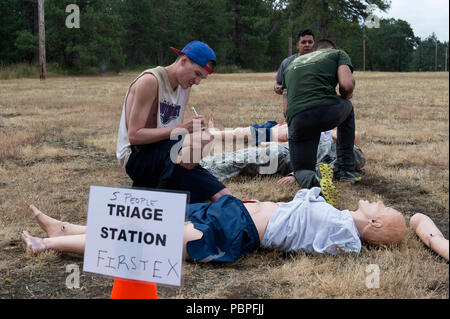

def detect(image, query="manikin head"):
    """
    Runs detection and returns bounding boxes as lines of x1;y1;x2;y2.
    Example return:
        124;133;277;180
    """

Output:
170;41;216;89
352;200;407;246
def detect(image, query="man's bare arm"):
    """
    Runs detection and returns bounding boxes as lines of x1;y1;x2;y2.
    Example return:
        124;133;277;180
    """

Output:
127;76;203;145
127;76;175;145
337;65;355;99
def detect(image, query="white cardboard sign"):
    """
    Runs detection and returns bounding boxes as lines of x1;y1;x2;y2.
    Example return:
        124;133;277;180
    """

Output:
83;186;188;286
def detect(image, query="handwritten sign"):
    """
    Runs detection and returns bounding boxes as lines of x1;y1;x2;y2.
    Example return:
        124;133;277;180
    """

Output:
83;186;188;286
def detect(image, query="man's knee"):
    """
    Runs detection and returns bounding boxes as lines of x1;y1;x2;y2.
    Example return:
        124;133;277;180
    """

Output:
294;169;319;189
180;130;215;163
200;130;214;157
210;188;232;202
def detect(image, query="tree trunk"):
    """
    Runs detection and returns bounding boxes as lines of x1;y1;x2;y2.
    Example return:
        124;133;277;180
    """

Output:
445;46;448;72
435;41;438;71
362;28;366;71
232;0;240;64
318;0;329;38
38;0;46;80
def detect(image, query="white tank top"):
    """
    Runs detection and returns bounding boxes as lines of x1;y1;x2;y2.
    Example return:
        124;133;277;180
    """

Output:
116;66;190;168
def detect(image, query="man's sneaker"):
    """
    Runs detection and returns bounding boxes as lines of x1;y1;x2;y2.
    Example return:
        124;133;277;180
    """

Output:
334;170;362;183
318;163;340;207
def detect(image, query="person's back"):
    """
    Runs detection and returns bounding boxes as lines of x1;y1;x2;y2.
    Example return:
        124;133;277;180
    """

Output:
282;39;359;191
283;48;353;124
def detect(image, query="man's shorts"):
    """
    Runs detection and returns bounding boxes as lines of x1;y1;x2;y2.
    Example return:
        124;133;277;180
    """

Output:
125;138;226;203
250;121;278;145
186;195;260;262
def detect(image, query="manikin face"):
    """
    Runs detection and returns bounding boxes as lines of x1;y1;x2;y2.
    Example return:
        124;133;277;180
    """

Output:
356;200;406;245
296;35;315;55
357;200;400;222
178;56;209;89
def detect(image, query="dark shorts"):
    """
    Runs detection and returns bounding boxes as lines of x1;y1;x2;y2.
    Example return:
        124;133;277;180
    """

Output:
186;195;260;262
125;138;226;203
250;121;278;145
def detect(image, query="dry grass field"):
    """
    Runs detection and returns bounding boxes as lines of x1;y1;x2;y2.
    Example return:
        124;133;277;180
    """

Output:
0;71;448;299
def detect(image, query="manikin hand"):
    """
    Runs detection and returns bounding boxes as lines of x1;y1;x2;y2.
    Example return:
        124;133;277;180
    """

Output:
277;175;296;186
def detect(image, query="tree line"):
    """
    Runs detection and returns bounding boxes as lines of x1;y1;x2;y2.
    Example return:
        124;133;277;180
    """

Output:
1;0;448;73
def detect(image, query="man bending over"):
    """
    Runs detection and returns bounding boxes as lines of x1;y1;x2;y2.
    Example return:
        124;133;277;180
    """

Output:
116;41;230;203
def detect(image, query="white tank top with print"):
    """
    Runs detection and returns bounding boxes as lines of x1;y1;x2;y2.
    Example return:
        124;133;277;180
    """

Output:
116;66;190;168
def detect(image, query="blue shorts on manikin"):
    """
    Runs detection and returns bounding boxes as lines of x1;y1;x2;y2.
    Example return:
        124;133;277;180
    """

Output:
125;137;226;204
187;195;260;262
250;121;278;145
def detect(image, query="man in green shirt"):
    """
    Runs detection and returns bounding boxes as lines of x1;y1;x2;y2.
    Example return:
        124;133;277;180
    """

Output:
283;39;359;196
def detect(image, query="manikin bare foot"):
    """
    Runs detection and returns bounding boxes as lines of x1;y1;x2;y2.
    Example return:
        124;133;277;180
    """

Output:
22;231;47;255
29;205;70;237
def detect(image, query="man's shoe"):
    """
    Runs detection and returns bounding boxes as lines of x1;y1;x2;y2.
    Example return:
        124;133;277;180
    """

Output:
334;170;362;183
318;163;340;207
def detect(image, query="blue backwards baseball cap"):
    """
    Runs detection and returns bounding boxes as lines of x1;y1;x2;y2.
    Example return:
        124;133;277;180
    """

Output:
170;41;216;74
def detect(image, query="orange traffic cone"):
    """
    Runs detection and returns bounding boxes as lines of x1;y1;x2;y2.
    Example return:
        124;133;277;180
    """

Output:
110;277;158;299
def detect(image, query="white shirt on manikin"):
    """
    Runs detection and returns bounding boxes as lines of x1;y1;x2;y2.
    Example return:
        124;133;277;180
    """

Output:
262;187;361;254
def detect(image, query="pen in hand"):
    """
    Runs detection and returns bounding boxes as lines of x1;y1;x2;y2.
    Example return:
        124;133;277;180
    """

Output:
191;106;206;131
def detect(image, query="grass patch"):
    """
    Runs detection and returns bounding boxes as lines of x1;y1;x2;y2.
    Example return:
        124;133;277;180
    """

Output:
0;71;448;299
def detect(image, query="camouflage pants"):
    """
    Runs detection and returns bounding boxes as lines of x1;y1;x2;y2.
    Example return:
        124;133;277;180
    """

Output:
200;142;365;182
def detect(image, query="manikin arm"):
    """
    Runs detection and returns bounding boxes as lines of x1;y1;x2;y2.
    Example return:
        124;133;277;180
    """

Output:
410;213;449;261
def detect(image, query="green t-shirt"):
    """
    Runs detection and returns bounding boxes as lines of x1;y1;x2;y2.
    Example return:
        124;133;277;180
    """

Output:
282;49;353;124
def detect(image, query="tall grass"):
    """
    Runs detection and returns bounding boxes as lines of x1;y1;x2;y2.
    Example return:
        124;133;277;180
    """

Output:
0;62;258;79
0;63;41;79
0;63;117;79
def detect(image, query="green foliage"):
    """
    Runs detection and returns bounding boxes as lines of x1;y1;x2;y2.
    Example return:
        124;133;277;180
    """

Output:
0;0;447;74
229;0;273;70
343;18;417;71
14;30;38;63
0;0;34;63
365;19;416;71
409;34;449;72
44;0;125;73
